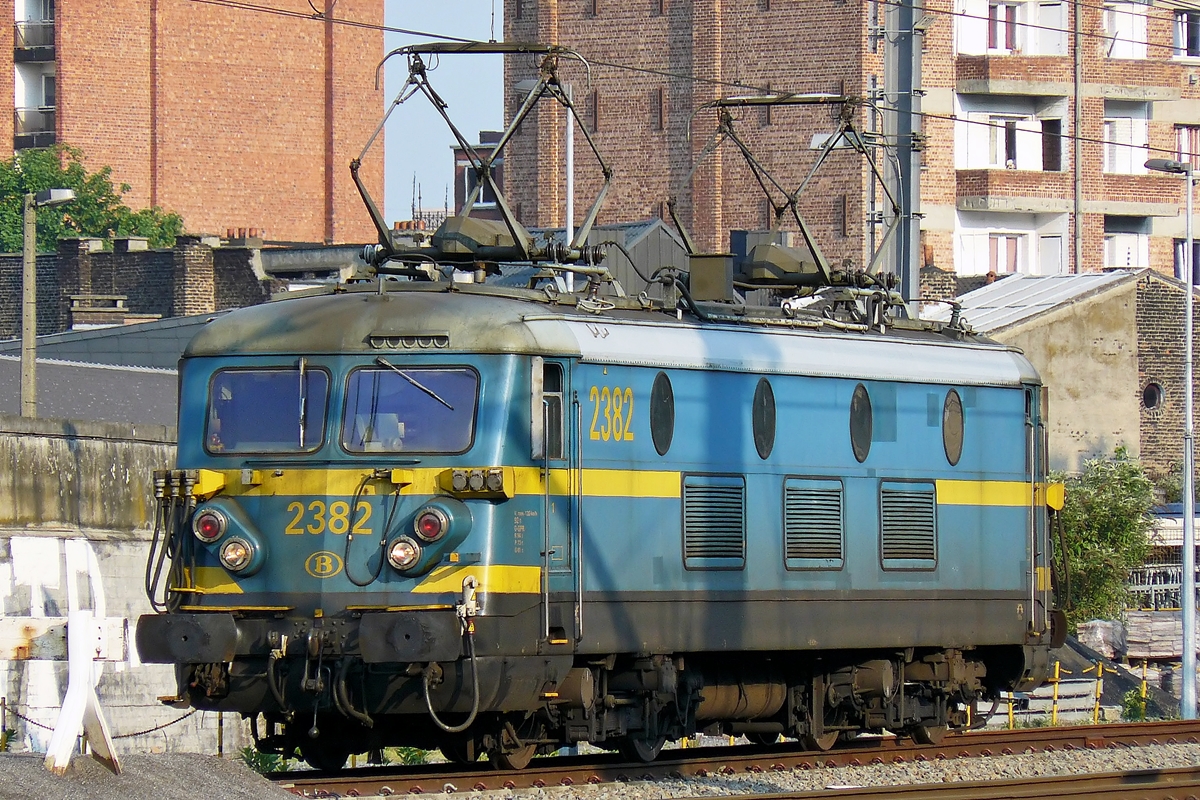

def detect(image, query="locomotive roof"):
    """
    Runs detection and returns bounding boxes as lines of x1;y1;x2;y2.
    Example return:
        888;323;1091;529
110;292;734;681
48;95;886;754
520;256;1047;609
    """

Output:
185;282;1039;387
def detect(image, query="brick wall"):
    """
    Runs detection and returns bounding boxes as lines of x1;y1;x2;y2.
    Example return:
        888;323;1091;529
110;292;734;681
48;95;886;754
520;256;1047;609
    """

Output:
1136;274;1200;479
55;0;382;245
508;0;1200;277
0;254;59;338
505;0;872;257
0;236;279;340
0;0;14;150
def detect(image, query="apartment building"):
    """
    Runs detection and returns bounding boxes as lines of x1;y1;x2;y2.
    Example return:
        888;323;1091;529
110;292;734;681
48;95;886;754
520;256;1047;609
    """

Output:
504;0;1200;279
3;0;383;244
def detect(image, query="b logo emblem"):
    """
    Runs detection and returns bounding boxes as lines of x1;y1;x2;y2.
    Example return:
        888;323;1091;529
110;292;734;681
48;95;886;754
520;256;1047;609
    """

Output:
305;551;343;578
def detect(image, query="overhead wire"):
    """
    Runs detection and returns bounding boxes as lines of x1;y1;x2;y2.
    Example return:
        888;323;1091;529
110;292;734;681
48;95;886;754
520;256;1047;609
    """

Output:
186;0;1200;164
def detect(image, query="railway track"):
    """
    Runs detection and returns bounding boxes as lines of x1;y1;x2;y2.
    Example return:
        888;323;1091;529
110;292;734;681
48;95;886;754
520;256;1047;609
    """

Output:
705;765;1200;799
271;719;1200;796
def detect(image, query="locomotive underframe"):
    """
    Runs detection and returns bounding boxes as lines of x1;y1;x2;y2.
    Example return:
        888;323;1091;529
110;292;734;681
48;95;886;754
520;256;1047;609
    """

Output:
141;597;1049;767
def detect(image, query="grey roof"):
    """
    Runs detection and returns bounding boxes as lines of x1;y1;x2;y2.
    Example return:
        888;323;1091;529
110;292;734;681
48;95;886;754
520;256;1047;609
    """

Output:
531;218;684;249
0;355;177;426
0;312;225;369
923;271;1140;333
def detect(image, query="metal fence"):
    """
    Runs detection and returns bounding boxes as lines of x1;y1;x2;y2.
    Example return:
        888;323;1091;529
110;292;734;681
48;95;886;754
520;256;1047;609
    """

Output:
14;107;54;135
15;21;53;49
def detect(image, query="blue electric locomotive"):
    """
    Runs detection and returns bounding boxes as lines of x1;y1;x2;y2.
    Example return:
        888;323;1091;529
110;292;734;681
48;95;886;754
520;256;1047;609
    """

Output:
135;42;1063;770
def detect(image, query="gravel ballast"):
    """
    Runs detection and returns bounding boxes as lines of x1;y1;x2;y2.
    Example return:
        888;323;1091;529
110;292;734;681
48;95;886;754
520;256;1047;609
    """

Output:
0;752;293;800
414;742;1200;800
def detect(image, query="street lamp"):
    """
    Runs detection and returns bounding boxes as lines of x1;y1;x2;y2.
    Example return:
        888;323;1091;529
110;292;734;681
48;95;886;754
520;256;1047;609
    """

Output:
21;187;74;418
1147;156;1196;719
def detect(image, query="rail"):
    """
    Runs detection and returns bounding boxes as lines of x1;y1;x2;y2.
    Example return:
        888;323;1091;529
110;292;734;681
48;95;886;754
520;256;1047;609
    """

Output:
271;719;1200;796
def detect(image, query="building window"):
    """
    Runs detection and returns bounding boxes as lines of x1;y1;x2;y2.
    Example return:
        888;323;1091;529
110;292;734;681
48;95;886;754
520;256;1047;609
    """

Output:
41;0;54;21
989;232;1024;273
1174;239;1200;284
1102;102;1149;174
651;87;665;131
1041;119;1062;171
463;166;499;207
1176;10;1200;58
988;2;1018;51
589;0;598;16
1105;3;1148;59
654;0;665;15
589;90;600;134
1104;216;1150;268
764;83;773;126
1179;125;1200;167
991;117;1019;167
41;74;54;109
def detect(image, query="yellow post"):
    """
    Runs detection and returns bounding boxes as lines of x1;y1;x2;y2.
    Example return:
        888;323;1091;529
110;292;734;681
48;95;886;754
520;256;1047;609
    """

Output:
1007;693;1015;729
1142;659;1148;703
1051;661;1061;726
1093;660;1104;725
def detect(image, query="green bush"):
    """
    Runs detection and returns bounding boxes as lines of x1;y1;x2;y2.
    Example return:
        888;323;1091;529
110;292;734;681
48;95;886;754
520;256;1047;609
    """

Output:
1053;446;1154;628
385;746;429;765
238;745;293;775
1120;689;1147;722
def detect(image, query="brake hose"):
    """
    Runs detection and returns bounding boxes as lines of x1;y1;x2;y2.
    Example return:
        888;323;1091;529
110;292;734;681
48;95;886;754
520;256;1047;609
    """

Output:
422;619;480;734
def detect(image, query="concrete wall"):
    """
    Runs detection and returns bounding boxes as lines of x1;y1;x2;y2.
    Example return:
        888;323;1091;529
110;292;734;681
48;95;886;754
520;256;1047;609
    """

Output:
991;280;1141;473
0;414;249;756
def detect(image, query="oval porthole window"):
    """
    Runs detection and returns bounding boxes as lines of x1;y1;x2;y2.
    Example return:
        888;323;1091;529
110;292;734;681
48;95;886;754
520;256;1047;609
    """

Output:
1143;382;1164;411
849;383;872;463
943;389;965;466
752;378;776;460
650;371;675;456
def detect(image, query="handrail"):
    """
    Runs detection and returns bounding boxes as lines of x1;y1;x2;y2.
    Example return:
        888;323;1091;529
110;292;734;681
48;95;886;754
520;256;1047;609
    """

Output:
542;399;552;642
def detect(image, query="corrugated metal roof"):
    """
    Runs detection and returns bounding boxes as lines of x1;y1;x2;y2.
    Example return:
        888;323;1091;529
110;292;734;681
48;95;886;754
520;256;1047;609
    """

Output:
923;271;1140;333
0;312;224;369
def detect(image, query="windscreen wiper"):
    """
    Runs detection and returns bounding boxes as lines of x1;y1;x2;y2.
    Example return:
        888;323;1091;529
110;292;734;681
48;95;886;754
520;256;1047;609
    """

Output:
299;356;308;448
375;357;454;411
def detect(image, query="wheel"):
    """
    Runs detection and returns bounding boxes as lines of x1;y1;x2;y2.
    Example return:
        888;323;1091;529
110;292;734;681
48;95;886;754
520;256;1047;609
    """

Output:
489;743;537;770
747;732;781;746
618;735;666;763
801;731;839;751
909;723;949;746
299;739;351;773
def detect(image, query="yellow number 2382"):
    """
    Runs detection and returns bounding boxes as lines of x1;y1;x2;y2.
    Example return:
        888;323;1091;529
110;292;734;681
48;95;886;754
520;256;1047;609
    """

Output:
589;386;635;442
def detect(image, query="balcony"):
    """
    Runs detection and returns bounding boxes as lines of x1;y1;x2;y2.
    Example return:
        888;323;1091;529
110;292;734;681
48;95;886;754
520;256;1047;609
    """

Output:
14;21;54;62
956;55;1072;96
15;107;55;150
956;169;1074;213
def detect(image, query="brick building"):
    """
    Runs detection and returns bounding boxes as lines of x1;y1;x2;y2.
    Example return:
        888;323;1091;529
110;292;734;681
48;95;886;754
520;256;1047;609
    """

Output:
4;0;383;244
504;0;1200;278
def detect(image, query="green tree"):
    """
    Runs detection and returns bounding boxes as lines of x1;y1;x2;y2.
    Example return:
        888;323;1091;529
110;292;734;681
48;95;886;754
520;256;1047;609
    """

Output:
1054;446;1154;627
0;145;184;252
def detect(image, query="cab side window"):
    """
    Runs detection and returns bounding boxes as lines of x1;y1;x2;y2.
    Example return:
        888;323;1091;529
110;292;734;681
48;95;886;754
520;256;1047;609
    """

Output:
543;363;565;460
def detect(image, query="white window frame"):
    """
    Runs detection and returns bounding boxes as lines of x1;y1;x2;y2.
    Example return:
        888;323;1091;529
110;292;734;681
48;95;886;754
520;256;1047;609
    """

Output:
1176;10;1200;58
1179;125;1200;168
1105;2;1148;60
40;73;53;109
988;1;1020;52
1103;105;1149;174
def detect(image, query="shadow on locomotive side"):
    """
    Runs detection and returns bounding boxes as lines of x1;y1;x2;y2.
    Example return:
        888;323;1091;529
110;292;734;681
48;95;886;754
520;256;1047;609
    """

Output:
134;43;1067;772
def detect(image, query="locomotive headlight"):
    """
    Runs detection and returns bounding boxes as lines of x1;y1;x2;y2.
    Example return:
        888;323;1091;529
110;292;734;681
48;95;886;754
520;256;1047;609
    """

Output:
387;536;421;570
219;537;253;572
193;509;227;543
414;507;450;542
451;470;469;492
485;468;504;493
467;469;486;492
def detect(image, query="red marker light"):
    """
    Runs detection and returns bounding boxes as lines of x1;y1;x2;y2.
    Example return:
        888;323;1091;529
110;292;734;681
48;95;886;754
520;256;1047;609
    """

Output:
415;510;445;542
193;510;226;542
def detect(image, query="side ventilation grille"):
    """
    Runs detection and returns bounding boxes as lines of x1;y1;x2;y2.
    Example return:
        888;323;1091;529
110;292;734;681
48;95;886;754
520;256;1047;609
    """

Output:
880;481;938;570
784;478;844;570
683;474;745;569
